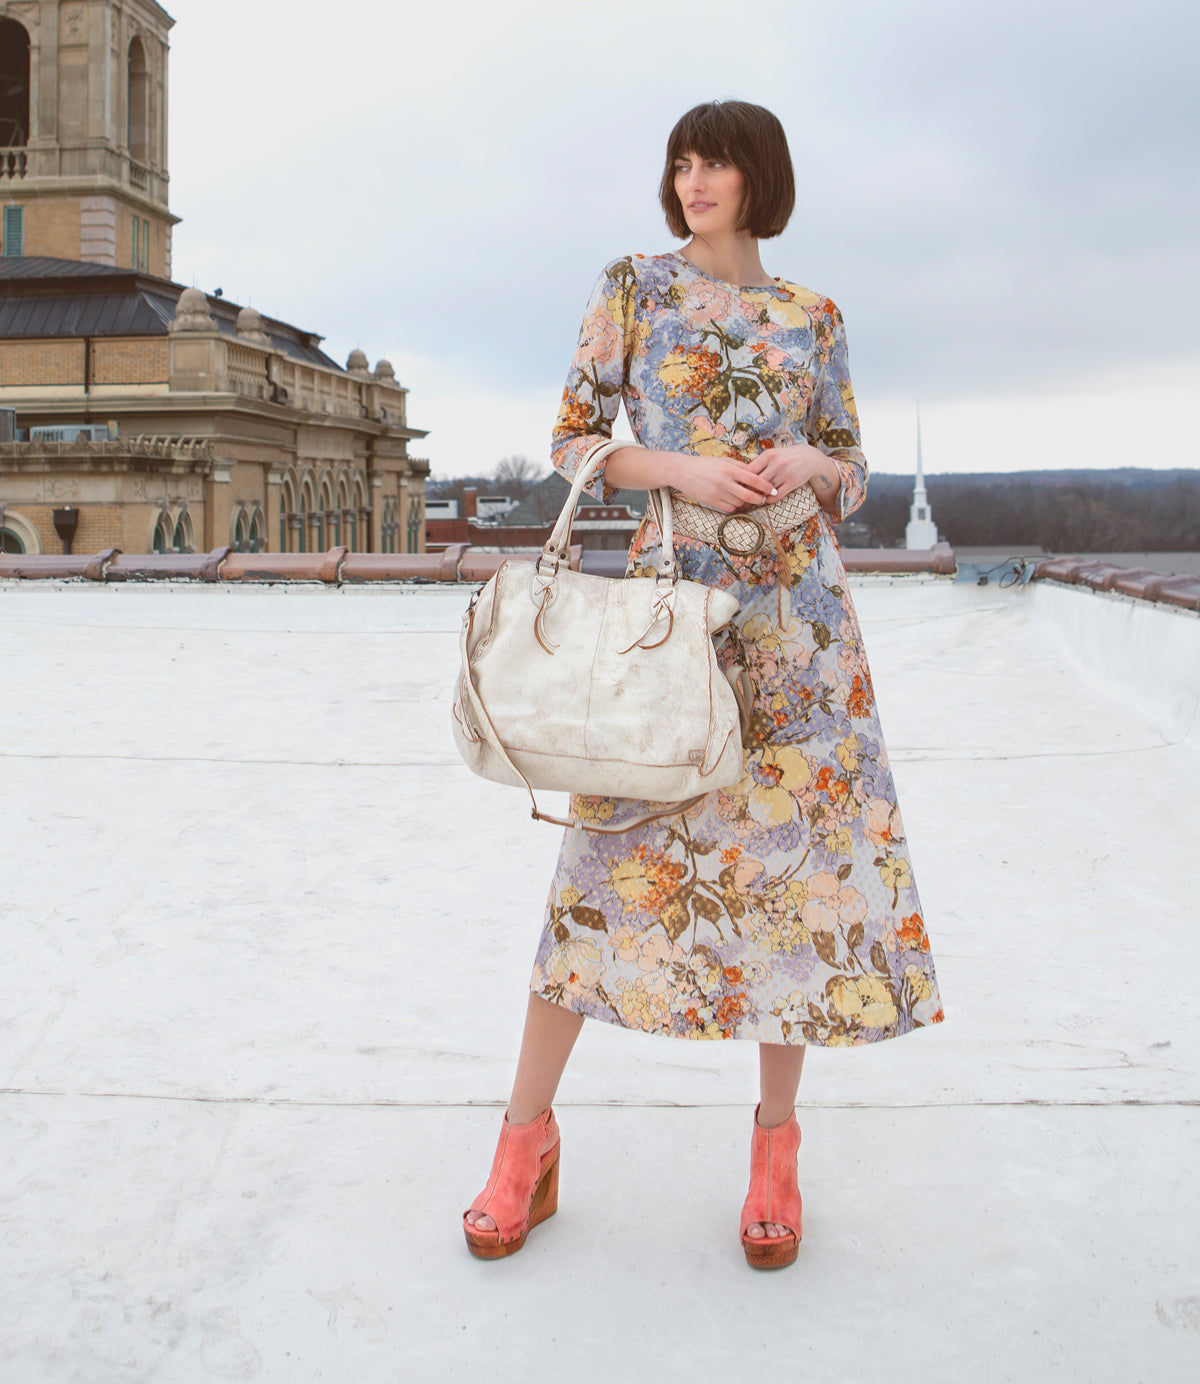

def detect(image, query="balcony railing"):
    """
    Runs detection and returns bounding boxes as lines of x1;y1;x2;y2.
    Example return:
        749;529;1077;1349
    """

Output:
1;148;28;180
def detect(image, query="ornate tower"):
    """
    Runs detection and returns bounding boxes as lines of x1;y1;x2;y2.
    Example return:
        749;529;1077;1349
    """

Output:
905;407;939;549
0;1;177;275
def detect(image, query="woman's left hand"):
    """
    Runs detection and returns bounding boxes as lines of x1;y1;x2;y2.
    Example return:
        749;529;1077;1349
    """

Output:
743;443;842;515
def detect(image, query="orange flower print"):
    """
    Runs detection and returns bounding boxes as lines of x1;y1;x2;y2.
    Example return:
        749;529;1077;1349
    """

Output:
659;345;722;401
847;673;873;717
897;913;931;952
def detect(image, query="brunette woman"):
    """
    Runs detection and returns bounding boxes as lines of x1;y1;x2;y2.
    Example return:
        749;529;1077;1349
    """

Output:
464;99;943;1268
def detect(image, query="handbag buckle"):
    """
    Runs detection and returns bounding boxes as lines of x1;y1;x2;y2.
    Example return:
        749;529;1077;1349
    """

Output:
716;514;766;557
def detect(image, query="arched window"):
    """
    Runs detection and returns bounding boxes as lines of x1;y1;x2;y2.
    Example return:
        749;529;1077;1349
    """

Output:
127;37;150;164
173;511;193;553
280;476;297;552
299;479;315;554
1;526;24;553
0;19;31;150
406;495;423;554
381;496;399;555
321;478;337;547
152;511;173;554
233;510;249;553
248;507;264;553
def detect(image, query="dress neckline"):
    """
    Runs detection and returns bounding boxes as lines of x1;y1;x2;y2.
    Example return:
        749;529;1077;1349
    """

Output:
667;250;788;295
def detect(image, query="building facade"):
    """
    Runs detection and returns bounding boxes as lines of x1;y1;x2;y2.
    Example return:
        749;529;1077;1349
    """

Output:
0;1;427;556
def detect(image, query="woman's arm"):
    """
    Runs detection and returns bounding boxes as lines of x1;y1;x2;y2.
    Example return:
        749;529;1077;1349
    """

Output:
605;446;777;513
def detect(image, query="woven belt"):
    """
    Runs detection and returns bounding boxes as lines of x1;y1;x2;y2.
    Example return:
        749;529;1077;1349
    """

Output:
665;485;821;631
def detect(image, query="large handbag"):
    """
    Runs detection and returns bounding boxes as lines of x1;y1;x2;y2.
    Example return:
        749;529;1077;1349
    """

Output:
451;438;747;834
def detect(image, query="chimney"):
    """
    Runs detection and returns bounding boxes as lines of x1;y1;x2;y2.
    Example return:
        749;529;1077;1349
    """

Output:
463;487;478;519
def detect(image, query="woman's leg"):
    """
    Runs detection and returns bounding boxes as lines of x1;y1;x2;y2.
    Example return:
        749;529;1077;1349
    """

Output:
745;1041;806;1240
466;994;584;1232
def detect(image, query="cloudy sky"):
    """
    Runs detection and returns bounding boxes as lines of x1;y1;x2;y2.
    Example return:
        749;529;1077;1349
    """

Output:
168;0;1197;478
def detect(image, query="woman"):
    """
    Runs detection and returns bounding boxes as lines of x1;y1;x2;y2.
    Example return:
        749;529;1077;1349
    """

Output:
464;100;944;1269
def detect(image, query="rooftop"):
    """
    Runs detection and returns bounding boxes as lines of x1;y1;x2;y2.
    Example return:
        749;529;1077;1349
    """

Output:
0;256;340;369
1;571;1197;1380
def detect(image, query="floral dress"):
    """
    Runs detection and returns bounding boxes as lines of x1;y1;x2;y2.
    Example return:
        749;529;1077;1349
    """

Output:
530;251;944;1046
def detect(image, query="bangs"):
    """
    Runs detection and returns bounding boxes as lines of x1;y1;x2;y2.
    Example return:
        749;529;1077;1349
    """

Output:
666;106;737;165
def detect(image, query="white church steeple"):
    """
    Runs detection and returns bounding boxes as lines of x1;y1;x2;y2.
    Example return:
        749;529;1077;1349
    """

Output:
905;408;939;549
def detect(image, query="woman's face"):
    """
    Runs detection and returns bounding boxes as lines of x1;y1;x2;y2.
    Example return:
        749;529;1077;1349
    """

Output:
673;150;746;238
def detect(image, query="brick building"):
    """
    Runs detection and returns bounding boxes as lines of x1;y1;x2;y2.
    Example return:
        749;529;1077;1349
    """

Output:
0;1;427;556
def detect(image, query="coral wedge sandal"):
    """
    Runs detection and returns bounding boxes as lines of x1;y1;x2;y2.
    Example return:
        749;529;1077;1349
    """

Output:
463;1108;561;1259
740;1104;803;1270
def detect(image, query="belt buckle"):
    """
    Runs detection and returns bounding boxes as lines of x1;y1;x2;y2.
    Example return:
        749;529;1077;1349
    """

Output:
716;513;766;556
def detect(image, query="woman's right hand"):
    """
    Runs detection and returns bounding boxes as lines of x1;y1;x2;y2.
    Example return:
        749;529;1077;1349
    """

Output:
668;455;777;513
603;447;777;512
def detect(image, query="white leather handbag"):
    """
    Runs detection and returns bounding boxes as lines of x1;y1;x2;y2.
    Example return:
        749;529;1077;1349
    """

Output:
451;438;747;833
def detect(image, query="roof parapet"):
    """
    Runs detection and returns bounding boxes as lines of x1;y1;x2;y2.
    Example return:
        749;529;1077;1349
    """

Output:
1032;558;1200;613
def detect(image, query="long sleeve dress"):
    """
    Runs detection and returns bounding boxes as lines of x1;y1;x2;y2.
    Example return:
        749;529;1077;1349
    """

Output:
530;251;944;1046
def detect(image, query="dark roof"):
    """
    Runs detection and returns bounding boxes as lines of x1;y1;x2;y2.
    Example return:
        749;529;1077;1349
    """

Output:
504;469;648;524
0;256;341;370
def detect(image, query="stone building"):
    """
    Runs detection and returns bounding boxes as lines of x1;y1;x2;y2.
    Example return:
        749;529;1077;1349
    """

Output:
0;0;427;556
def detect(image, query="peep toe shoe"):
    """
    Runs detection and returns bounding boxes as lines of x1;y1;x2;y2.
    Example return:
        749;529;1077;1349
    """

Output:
463;1107;561;1259
740;1104;803;1269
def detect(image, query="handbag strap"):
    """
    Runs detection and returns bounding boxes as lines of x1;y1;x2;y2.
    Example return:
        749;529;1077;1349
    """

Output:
540;438;675;582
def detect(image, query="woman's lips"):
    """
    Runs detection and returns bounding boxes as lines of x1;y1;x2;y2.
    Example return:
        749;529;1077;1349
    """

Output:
688;201;715;212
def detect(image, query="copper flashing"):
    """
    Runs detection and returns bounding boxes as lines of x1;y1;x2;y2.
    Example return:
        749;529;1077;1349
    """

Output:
220;548;347;583
340;545;466;583
107;547;232;582
841;542;956;576
0;548;119;580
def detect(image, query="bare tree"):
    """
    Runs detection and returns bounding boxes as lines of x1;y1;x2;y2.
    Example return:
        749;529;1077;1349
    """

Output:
493;455;546;493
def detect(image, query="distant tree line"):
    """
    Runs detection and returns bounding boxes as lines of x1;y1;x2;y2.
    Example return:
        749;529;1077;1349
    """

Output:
427;463;1200;552
852;469;1200;551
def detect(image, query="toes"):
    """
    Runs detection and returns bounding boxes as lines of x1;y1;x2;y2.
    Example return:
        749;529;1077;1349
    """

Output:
465;1212;496;1233
745;1223;765;1239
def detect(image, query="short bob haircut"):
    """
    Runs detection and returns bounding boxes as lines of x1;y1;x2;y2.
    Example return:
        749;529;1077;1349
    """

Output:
659;101;795;241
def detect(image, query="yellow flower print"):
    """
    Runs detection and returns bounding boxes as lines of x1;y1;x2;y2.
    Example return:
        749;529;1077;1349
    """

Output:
544;938;603;990
828;975;898;1030
904;964;933;1003
574;796;615;824
879;856;912;892
747;745;811;828
609;858;650;905
742;614;782;651
560;886;583;909
827;826;854;856
835;732;863;774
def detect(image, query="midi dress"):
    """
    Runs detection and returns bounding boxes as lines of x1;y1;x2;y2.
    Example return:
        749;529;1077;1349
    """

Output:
530;251;944;1046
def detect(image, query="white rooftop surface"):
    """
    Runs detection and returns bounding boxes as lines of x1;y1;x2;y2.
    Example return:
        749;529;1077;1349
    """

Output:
2;574;1198;1383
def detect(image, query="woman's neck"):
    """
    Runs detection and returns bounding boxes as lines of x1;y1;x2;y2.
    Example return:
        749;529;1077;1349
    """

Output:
678;234;773;288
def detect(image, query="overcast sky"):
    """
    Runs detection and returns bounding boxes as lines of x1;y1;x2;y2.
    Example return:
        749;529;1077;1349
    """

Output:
168;0;1197;478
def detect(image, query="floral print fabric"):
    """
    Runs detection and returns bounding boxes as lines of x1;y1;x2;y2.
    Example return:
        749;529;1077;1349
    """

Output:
530;252;944;1045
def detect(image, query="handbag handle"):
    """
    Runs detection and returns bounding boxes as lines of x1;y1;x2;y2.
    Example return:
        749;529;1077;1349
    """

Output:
538;438;675;581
